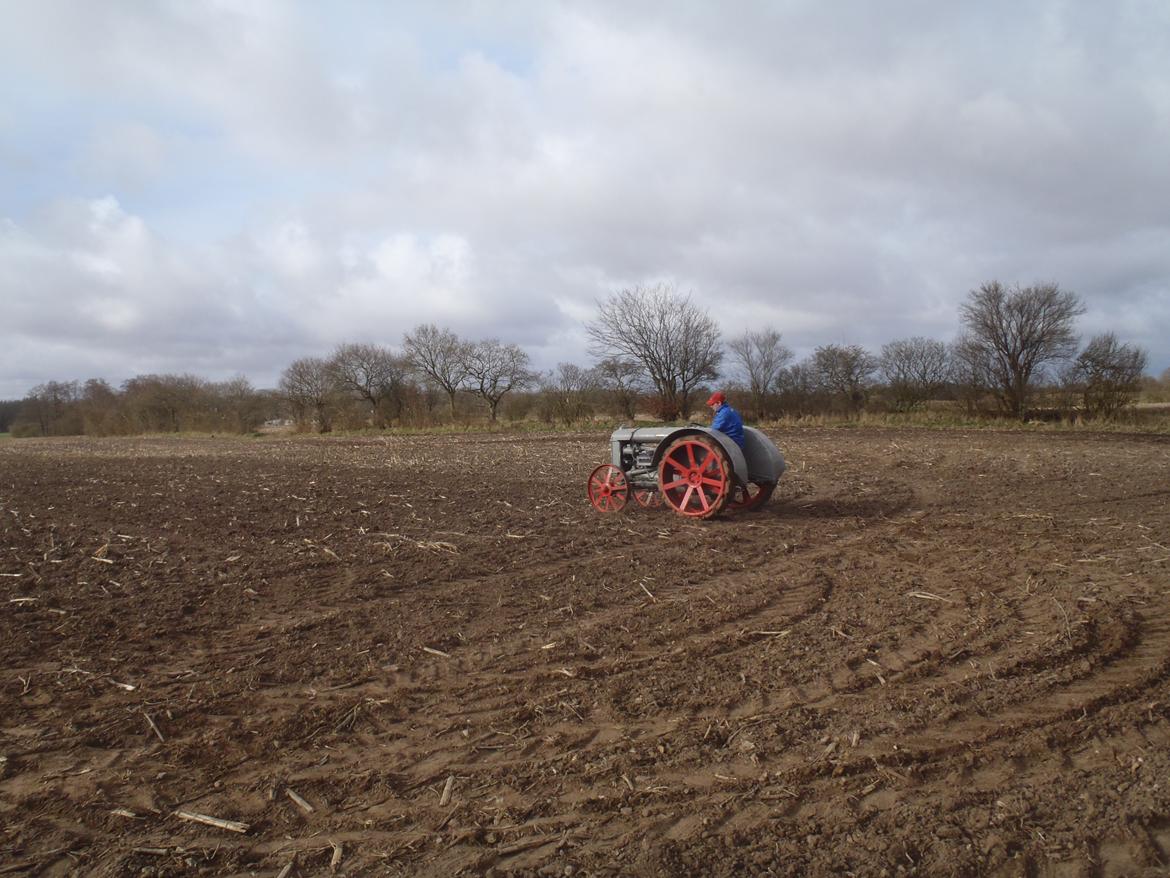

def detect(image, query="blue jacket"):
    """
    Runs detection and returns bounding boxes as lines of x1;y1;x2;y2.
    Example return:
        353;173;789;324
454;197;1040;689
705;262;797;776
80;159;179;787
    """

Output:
711;403;745;448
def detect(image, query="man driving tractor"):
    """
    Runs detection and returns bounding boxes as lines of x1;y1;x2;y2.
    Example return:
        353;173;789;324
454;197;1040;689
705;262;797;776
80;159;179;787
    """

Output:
706;391;745;448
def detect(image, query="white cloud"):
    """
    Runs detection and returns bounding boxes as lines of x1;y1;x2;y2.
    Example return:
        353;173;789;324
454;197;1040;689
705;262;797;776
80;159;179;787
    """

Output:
78;122;169;191
259;221;324;280
1;1;1169;397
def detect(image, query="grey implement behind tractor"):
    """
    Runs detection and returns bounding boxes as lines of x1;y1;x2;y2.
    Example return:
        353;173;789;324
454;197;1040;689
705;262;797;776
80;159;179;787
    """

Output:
587;425;786;519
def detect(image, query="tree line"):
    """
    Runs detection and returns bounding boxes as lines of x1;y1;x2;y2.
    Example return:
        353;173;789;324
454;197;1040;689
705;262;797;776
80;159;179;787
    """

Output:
4;280;1163;437
579;280;1154;423
4;375;274;437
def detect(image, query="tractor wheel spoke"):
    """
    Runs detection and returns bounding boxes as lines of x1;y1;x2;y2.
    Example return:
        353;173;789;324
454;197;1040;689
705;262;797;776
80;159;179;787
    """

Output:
587;464;628;513
696;487;711;511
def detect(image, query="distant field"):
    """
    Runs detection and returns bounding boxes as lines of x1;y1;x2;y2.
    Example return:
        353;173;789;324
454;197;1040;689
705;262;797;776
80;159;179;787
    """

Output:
2;429;1170;875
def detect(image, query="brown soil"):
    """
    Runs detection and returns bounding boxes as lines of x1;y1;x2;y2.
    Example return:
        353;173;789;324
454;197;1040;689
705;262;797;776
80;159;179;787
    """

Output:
2;428;1169;877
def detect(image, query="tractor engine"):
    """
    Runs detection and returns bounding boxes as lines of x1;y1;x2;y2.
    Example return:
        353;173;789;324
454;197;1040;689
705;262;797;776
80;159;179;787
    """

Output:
620;441;656;474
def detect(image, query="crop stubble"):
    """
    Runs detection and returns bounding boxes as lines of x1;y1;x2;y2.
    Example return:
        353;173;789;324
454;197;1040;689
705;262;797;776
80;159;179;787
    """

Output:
1;428;1169;876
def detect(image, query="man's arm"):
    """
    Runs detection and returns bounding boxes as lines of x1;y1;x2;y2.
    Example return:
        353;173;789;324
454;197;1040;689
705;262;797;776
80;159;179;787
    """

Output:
711;406;732;433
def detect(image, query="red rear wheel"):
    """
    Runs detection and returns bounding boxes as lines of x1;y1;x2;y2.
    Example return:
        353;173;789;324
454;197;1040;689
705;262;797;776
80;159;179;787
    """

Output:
657;437;731;519
728;481;775;512
587;464;629;513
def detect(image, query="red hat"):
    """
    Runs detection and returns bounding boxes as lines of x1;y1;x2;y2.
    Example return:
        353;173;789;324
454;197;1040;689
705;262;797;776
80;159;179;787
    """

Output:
706;391;725;406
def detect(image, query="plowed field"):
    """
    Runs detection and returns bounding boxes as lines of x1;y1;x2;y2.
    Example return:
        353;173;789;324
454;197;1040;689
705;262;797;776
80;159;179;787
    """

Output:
2;428;1170;877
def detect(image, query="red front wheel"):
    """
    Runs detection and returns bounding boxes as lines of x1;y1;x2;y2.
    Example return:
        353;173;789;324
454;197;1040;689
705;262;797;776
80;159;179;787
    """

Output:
587;464;629;513
657;437;731;519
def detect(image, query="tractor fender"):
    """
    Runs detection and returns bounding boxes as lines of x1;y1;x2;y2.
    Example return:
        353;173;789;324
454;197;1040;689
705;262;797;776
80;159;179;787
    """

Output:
650;427;750;484
742;426;787;484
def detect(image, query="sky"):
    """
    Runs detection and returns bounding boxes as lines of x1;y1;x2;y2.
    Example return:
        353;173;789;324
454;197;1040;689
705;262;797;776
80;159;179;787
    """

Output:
2;0;1169;398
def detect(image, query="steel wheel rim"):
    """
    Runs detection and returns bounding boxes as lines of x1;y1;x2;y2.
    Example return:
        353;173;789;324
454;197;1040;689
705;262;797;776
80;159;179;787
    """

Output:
658;438;729;518
587;464;629;513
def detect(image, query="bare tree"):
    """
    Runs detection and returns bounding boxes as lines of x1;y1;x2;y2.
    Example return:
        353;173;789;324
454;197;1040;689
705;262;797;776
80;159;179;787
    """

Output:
775;360;822;417
211;375;267;433
403;324;470;420
1064;333;1148;419
16;381;81;436
948;337;996;415
328;343;405;426
959;281;1085;419
595;356;643;420
121;374;206;432
0;398;21;434
280;356;338;432
463;339;533;423
78;379;124;435
880;337;950;412
541;363;598;425
586;283;722;419
811;344;878;415
729;328;792;420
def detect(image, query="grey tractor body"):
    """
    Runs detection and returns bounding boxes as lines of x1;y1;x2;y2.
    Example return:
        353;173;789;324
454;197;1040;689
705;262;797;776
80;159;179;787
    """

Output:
608;425;786;490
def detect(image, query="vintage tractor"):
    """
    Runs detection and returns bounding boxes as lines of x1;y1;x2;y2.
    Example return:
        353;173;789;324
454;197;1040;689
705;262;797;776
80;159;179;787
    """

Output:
587;425;786;519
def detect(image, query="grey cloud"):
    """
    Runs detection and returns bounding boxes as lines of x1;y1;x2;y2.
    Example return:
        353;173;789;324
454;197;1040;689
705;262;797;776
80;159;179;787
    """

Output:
1;1;1168;398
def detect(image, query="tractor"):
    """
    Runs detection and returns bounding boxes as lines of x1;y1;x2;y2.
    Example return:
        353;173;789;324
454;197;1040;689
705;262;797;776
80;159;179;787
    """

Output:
587;425;786;519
